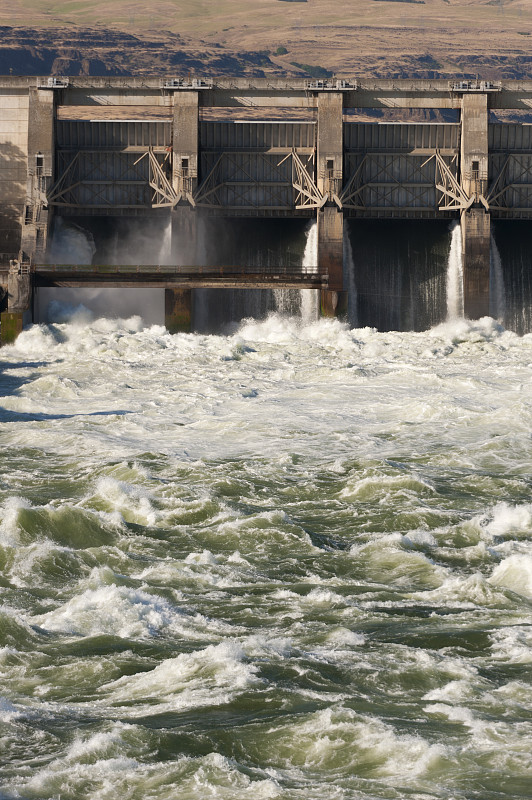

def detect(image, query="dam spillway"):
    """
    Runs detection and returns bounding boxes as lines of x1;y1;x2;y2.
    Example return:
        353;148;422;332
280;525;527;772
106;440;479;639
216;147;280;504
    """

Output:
1;76;532;341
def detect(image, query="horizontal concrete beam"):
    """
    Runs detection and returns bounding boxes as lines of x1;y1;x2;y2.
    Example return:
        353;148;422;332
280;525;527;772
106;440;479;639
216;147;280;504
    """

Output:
34;278;326;289
1;77;532;109
33;266;327;290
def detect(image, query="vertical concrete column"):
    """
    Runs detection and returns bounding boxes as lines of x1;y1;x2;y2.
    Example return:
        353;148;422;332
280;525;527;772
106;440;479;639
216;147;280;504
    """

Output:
461;209;490;319
165;288;193;333
460;93;490;318
319;207;347;317
317;93;346;316
172;91;199;203
0;310;24;345
317;93;343;199
0;88;28;271
1;261;32;345
460;93;488;201
22;88;55;266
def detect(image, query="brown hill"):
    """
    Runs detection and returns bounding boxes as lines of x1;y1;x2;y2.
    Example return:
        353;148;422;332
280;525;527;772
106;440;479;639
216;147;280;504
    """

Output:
0;0;531;78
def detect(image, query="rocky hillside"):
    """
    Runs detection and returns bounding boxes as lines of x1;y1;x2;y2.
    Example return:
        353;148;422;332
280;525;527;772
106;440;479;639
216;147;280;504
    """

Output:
0;27;280;78
0;0;531;80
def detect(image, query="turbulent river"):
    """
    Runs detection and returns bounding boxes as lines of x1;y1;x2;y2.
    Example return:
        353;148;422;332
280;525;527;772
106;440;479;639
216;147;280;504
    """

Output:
1;306;531;800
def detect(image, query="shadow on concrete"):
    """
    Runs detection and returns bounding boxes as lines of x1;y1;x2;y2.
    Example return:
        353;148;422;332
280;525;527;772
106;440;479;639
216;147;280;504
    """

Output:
0;141;26;268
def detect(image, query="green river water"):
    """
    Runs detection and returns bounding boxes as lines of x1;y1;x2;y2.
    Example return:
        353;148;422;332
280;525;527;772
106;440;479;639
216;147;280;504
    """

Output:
0;312;531;800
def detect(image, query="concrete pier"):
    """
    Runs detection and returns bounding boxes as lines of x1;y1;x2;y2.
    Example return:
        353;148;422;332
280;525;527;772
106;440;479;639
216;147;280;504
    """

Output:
317;92;343;200
462;209;491;319
0;311;24;345
460;93;489;203
165;288;193;333
316;92;346;317
318;207;347;317
172;91;199;204
21;88;55;265
458;91;491;317
0;262;32;345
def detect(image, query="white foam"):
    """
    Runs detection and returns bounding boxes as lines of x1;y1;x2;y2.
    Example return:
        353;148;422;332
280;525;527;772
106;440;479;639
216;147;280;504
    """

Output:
0;496;32;548
423;680;474;703
492;680;532;708
325;628;366;648
243;635;292;659
88;477;159;527
300;588;346;608
185;549;220;565
267;706;447;780
0;696;21;722
340;472;435;502
429;315;511;345
490;627;532;664
98;641;261;713
401;530;438;549
409;570;508;607
32;585;182;639
489;554;532;599
482;502;532;539
424;702;479;730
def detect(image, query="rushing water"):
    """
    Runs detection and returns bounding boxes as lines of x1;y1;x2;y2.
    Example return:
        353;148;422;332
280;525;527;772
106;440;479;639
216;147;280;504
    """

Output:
446;223;464;320
1;305;532;799
2;217;532;798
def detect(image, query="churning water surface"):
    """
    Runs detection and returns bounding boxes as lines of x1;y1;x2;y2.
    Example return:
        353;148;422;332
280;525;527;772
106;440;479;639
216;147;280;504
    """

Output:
1;305;532;800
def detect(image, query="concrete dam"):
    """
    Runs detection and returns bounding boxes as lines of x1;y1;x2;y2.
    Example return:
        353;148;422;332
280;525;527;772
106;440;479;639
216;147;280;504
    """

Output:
1;76;532;341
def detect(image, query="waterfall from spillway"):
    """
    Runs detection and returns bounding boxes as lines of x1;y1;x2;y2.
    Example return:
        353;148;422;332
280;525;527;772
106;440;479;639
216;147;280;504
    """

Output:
446;221;464;319
38;219;163;325
48;218;97;265
299;221;319;323
193;220;318;333
490;234;506;321
344;228;358;328
158;217;173;265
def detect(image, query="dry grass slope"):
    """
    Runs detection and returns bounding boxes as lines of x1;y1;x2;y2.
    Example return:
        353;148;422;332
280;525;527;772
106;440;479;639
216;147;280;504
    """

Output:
0;0;531;77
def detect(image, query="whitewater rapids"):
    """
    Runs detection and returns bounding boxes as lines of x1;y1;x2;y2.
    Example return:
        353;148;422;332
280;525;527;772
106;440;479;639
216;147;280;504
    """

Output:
0;311;531;800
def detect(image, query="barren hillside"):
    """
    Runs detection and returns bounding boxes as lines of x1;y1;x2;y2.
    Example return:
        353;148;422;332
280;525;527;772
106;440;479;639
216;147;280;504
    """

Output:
0;0;531;77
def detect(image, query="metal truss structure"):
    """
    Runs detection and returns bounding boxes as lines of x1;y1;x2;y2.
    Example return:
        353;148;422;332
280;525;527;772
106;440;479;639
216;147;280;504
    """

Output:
279;150;326;210
486;154;532;216
48;149;173;210
49;146;322;215
338;152;450;214
193;150;317;212
424;151;476;211
47;137;532;220
135;148;180;208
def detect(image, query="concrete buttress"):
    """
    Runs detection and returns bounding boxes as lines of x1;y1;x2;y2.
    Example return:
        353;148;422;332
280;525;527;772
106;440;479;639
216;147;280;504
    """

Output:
317;93;347;316
22;88;55;266
460;92;490;318
1;263;31;345
461;209;491;320
319;207;347;317
173;92;199;203
317;93;343;199
3;86;56;341
165;288;193;333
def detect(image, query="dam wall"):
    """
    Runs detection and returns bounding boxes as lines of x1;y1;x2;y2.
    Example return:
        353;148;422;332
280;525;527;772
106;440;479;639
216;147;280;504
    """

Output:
1;77;532;340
